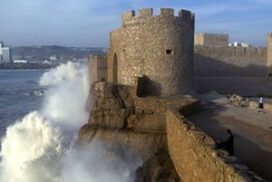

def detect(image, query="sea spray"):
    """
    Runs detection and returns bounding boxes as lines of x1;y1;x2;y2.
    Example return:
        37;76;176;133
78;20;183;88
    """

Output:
0;112;63;182
0;62;139;182
39;61;90;131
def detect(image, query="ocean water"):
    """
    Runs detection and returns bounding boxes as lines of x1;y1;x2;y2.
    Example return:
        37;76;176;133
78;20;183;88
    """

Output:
0;70;45;137
0;63;139;182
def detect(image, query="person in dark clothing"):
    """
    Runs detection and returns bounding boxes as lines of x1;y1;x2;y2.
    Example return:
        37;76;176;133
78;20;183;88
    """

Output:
216;129;234;156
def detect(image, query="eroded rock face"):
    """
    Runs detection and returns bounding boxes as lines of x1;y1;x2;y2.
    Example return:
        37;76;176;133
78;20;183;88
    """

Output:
135;148;181;182
79;82;168;159
78;81;198;181
89;81;135;129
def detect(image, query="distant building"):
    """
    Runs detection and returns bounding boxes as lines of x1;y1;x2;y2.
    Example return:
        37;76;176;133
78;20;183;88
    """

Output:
229;42;251;47
0;42;12;63
13;60;28;64
0;42;3;62
49;55;58;61
2;47;11;63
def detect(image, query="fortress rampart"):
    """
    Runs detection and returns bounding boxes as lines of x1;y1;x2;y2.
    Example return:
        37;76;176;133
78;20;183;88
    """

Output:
166;108;265;182
88;7;272;97
193;33;272;96
89;55;107;83
80;81;267;181
107;8;195;97
194;46;267;77
84;8;272;181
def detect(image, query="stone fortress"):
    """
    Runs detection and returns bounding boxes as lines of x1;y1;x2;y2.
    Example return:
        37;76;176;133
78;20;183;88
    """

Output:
90;9;272;97
107;8;194;97
83;7;271;181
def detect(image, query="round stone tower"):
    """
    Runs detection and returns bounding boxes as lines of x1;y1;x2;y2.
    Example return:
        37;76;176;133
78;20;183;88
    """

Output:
107;8;195;97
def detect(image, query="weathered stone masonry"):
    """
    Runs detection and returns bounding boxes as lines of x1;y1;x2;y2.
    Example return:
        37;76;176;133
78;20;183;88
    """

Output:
193;33;272;96
88;55;107;83
79;81;267;181
107;8;195;97
84;8;270;180
166;108;266;182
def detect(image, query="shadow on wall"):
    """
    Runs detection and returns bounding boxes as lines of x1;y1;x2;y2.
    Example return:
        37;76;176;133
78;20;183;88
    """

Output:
194;54;272;96
136;75;162;97
194;53;269;77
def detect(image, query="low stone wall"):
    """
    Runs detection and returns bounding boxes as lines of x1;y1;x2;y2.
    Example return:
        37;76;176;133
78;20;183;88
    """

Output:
194;45;267;77
166;109;266;182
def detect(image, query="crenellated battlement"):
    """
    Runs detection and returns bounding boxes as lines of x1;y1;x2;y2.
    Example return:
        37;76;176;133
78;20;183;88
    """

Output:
139;8;153;17
122;8;194;25
179;9;195;20
160;8;175;17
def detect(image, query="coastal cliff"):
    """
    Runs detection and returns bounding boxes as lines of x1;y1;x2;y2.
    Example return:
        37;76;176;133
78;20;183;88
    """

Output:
79;81;198;181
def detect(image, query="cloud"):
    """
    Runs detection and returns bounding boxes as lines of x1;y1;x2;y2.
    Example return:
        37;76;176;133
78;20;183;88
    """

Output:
0;0;271;46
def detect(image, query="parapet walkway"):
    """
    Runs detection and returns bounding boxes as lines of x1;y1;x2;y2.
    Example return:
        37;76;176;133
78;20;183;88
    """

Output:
188;96;272;181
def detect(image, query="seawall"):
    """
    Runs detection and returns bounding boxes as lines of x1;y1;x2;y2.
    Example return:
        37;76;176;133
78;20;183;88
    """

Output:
166;108;266;181
80;81;267;181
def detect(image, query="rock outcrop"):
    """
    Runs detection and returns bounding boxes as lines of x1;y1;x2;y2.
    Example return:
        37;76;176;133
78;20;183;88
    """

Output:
79;81;198;180
79;81;267;181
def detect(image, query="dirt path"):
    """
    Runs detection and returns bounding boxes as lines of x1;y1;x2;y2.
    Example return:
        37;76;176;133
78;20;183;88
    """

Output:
188;98;272;181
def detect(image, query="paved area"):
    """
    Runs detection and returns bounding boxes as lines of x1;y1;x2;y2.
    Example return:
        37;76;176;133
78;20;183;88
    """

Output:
188;95;272;181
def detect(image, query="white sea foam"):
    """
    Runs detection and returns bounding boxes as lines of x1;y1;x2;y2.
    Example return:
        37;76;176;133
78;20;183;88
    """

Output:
0;62;139;182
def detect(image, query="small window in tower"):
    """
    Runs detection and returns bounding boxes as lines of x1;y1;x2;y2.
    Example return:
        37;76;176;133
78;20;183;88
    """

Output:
268;72;272;77
166;49;174;55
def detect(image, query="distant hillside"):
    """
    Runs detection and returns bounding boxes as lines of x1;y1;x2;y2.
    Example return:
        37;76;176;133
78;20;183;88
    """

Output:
12;46;106;62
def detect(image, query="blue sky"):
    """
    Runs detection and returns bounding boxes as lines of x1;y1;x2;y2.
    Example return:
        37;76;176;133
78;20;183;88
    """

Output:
0;0;271;47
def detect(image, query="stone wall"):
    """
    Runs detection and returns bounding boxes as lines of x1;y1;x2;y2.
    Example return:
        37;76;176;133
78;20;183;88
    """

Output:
107;8;195;96
107;28;123;83
195;33;229;46
193;34;272;96
89;55;107;83
194;46;267;77
80;81;268;181
166;108;266;182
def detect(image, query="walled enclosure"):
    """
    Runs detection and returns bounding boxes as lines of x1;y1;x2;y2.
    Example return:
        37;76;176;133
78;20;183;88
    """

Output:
193;33;272;96
80;81;266;181
107;8;195;97
89;55;107;83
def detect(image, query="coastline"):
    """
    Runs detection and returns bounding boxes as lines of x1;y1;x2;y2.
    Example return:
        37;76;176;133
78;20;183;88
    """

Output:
0;63;58;70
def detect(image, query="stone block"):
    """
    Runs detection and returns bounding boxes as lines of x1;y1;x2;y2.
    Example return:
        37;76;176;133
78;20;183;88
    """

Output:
127;113;166;132
90;109;126;129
